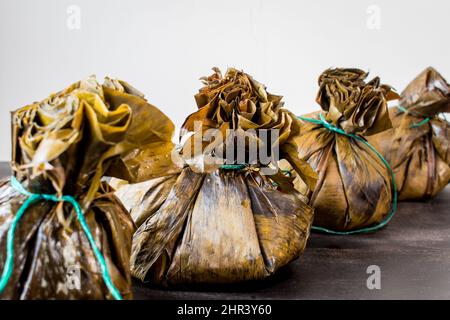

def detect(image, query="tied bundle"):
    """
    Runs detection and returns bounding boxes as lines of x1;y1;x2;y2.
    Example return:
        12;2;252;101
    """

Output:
290;68;399;232
368;67;450;200
0;76;174;299
113;67;317;285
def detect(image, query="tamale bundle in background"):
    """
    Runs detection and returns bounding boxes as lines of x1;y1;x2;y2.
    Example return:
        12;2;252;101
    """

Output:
367;67;450;200
0;76;174;299
112;67;317;286
288;68;398;232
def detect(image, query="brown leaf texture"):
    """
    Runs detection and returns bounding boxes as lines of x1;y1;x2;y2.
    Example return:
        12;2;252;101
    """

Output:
113;68;315;285
1;76;174;299
367;67;450;200
316;68;397;136
181;67;317;190
399;67;450;117
286;68;395;231
124;168;313;285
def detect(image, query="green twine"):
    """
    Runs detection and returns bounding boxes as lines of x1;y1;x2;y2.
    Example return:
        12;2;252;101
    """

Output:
220;164;247;171
396;106;431;128
0;176;123;300
281;169;292;177
298;113;398;235
409;118;431;128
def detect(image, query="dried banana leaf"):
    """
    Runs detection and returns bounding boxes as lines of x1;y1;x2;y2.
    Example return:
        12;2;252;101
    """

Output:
0;76;175;299
180;67;317;189
367;67;450;200
288;68;398;231
114;68;316;285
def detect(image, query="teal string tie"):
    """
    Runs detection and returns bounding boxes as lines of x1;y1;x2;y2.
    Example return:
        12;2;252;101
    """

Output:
298;113;398;235
281;169;292;177
396;106;431;128
0;176;123;300
220;164;247;171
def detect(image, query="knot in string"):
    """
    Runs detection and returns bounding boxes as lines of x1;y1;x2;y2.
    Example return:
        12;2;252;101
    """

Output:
0;176;123;300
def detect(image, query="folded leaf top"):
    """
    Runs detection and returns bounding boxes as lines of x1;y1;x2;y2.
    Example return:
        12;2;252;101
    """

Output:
399;66;450;117
316;68;398;136
185;67;285;133
181;67;317;190
12;76;175;208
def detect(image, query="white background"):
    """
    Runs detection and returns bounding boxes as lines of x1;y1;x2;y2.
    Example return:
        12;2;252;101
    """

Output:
1;0;449;161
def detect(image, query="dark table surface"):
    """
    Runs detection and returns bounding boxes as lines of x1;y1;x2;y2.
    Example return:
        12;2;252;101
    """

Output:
2;163;449;300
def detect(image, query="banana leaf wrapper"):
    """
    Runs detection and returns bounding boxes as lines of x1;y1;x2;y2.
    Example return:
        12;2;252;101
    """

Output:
0;76;175;299
113;67;317;285
367;67;450;200
286;68;398;231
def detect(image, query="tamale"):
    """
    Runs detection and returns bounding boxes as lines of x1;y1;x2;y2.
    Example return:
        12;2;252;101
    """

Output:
288;68;399;232
113;67;317;285
0;76;175;299
367;67;450;200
